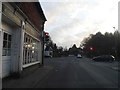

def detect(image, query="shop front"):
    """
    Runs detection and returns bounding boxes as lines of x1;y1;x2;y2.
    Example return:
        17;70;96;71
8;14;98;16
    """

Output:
1;2;46;78
22;23;42;68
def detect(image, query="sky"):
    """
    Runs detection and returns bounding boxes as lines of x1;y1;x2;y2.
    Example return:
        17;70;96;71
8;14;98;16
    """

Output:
40;0;119;48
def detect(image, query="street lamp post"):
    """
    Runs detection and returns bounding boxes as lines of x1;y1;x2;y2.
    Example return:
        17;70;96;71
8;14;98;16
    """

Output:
41;31;45;66
113;27;118;60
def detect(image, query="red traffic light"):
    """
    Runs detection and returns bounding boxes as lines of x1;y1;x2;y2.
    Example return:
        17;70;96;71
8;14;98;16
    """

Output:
89;47;93;50
44;32;50;42
45;33;49;36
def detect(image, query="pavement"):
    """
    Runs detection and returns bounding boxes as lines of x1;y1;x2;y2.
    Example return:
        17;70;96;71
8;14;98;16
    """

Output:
2;64;54;88
2;56;119;88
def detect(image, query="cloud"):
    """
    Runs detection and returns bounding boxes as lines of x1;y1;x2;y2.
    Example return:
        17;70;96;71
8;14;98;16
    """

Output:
41;0;119;48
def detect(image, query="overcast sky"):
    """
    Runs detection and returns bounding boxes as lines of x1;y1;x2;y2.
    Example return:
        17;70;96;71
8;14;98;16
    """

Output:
40;0;119;48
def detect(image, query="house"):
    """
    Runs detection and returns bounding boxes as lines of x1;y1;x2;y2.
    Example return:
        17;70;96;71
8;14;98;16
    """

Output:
0;2;47;78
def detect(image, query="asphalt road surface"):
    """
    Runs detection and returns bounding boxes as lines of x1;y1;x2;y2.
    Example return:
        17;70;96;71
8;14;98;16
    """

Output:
34;56;119;88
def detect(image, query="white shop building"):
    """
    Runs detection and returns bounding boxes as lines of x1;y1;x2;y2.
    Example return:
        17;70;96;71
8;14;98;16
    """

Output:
0;2;46;78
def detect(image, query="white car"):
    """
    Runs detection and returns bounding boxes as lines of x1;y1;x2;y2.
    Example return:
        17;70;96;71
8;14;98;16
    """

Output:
77;54;82;58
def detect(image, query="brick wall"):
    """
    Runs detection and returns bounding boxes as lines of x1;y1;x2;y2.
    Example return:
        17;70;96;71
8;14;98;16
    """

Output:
15;2;46;31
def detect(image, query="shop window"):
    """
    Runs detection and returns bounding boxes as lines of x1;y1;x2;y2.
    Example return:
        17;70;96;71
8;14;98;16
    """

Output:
23;34;39;65
2;32;12;56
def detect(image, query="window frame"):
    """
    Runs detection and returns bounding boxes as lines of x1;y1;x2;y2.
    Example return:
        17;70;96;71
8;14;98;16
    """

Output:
2;32;12;56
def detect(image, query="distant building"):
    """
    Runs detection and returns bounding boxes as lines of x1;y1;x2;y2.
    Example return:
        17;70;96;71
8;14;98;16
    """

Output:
0;2;46;78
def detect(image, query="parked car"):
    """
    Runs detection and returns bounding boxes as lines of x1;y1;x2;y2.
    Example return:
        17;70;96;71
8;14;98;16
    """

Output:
92;55;115;62
77;54;82;58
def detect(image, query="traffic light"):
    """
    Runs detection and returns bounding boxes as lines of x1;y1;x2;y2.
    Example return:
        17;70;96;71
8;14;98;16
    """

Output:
89;46;93;51
45;33;49;36
44;32;50;42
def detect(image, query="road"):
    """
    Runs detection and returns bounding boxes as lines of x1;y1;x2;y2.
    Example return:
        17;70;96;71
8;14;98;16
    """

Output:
3;56;119;88
34;56;118;88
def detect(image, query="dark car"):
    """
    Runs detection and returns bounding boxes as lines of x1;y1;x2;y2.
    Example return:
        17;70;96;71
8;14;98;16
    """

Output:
92;55;115;62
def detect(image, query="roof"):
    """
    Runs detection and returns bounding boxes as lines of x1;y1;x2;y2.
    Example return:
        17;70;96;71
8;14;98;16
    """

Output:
35;2;47;21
